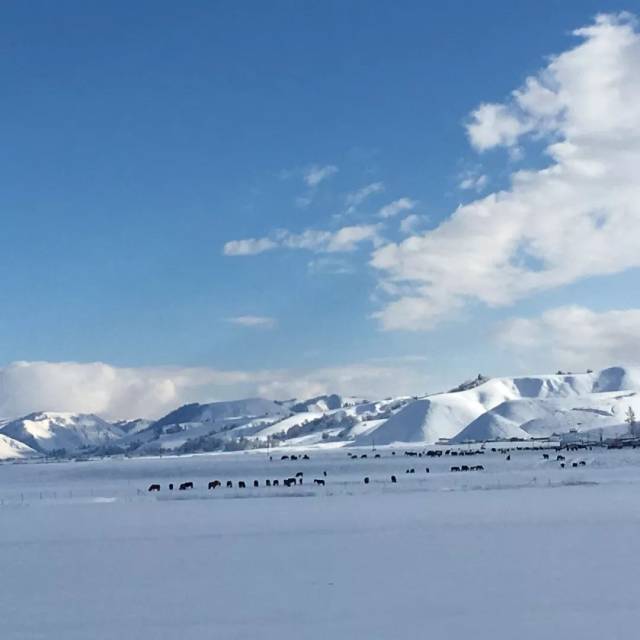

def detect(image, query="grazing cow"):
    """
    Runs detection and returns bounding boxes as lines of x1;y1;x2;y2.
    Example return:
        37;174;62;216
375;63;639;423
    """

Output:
266;479;271;487
303;454;310;460
506;455;511;461
572;462;578;468
391;475;397;483
374;454;381;458
179;482;193;491
364;477;370;484
461;465;469;472
543;454;549;460
451;466;460;472
391;451;396;456
226;481;233;488
579;461;586;466
295;472;304;478
557;455;565;461
281;455;289;460
169;483;174;490
284;478;296;487
238;481;246;489
475;465;485;471
148;484;160;492
314;479;325;486
273;479;279;486
560;463;565;469
208;480;221;490
253;480;259;487
361;454;367;459
291;455;298;461
323;470;327;477
425;467;430;473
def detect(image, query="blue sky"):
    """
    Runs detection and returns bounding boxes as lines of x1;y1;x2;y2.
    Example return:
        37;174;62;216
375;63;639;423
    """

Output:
1;1;639;417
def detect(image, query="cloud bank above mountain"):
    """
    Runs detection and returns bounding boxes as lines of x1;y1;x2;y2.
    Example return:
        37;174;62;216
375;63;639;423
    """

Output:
0;359;429;421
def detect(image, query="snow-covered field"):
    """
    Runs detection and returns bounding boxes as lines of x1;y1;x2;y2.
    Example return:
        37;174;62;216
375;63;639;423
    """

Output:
2;446;640;639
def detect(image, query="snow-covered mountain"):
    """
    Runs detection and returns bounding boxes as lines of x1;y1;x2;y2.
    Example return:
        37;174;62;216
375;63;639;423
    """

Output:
2;366;639;460
0;412;124;455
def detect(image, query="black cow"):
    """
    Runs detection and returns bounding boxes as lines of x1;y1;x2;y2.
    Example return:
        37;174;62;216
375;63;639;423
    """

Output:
506;455;511;461
579;461;586;466
560;463;565;469
291;455;298;461
543;454;549;460
295;472;304;478
374;454;381;458
179;482;193;491
364;477;370;484
208;480;221;490
361;454;368;459
273;479;279;486
391;475;397;483
557;455;566;461
284;478;296;487
169;483;174;490
572;462;578;468
238;481;246;488
148;484;160;492
266;479;271;487
323;470;327;477
451;466;460;472
314;479;325;486
461;465;469;472
253;480;259;487
281;455;289;460
302;454;310;460
226;480;233;488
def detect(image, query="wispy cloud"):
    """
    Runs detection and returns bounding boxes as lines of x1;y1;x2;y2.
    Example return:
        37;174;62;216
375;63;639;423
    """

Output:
304;164;338;188
224;224;383;256
227;315;276;329
345;182;384;213
458;171;488;192
223;237;277;256
378;197;418;218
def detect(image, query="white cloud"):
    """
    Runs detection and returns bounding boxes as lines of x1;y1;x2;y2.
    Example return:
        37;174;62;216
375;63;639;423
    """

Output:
372;13;640;330
345;182;384;212
304;164;338;188
223;237;277;256
227;316;276;329
499;306;640;371
378;197;418;218
0;358;429;421
224;224;382;256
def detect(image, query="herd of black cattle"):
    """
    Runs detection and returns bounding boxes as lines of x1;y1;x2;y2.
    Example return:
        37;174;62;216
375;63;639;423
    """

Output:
147;445;589;493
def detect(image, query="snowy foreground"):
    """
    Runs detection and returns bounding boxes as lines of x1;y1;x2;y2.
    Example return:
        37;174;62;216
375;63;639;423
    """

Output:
2;446;640;639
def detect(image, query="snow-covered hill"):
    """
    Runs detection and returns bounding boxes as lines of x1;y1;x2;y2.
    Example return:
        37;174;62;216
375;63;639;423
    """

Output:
356;367;640;446
0;412;124;454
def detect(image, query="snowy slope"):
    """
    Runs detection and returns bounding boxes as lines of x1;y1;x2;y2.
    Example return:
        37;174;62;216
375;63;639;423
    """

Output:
0;433;38;460
0;412;124;454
